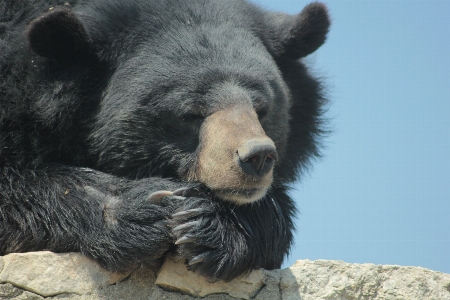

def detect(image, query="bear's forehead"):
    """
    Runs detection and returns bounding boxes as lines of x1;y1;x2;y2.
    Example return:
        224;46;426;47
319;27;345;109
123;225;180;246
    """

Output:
81;0;290;114
78;0;264;43
77;0;279;81
103;40;285;112
107;53;286;117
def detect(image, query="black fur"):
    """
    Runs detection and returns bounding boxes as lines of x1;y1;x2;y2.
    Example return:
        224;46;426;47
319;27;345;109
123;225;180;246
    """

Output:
0;0;329;281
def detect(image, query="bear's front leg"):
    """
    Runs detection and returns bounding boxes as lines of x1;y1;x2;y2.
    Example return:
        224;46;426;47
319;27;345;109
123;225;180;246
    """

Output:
151;186;295;281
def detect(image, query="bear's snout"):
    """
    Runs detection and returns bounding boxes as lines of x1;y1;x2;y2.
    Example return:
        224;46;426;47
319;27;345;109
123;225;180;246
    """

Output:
237;139;278;178
188;104;276;204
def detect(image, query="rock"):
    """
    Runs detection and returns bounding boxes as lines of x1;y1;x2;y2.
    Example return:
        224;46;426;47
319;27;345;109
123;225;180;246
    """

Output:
0;256;4;273
1;252;450;300
155;255;265;299
0;251;129;297
10;291;44;300
281;259;450;300
94;268;158;300
253;270;282;300
0;283;24;298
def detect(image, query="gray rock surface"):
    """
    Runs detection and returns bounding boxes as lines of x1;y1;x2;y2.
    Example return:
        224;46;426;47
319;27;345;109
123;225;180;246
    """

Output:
281;260;450;300
156;256;265;299
0;251;449;300
0;252;128;297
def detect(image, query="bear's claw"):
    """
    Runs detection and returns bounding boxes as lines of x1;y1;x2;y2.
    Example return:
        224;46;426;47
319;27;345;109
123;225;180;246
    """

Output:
175;235;196;245
147;185;206;204
173;186;204;197
188;252;210;265
147;190;173;203
172;208;203;219
173;187;191;196
173;220;201;234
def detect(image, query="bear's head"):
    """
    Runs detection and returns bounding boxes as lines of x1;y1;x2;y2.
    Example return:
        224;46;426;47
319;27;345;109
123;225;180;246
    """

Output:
27;0;330;204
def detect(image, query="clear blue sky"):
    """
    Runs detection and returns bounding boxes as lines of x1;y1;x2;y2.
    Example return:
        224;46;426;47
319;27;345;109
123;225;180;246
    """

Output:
252;0;450;274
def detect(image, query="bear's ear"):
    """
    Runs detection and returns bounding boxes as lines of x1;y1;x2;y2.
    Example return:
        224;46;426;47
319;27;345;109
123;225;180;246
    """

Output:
272;3;330;60
27;7;92;59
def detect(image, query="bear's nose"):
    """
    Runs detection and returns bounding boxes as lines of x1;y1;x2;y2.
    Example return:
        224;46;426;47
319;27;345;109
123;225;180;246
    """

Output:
237;139;278;177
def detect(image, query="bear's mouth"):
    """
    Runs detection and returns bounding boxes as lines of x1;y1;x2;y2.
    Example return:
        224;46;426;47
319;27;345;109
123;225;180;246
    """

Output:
213;186;269;204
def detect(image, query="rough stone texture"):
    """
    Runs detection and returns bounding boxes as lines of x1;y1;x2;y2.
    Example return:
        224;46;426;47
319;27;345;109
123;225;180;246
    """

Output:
0;251;449;300
281;260;450;300
0;252;128;297
156;256;265;299
0;283;24;298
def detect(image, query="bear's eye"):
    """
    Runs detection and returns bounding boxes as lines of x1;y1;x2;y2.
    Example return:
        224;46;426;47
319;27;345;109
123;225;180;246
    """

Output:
181;112;205;122
254;100;269;120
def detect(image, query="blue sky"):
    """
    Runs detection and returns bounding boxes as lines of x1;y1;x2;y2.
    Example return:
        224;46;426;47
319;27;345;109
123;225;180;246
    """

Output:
252;0;450;274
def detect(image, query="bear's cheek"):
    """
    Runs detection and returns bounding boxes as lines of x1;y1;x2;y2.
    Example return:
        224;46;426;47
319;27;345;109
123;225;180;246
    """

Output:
187;105;276;204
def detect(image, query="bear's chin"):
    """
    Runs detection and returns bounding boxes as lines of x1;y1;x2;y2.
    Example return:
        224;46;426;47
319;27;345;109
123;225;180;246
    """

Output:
213;186;269;205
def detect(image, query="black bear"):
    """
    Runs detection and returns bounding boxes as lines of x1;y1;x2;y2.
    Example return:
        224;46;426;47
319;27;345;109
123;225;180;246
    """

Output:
0;0;330;281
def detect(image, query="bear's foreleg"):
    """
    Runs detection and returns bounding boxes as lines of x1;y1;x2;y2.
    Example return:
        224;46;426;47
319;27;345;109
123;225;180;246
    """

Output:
0;164;190;271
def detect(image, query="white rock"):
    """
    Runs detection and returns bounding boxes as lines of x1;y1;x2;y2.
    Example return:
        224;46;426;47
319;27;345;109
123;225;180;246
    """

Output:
0;251;128;297
1;252;450;300
155;255;265;299
0;256;4;273
281;259;450;300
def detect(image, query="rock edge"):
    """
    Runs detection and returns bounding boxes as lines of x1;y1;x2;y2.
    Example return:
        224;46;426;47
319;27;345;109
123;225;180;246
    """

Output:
0;252;449;300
